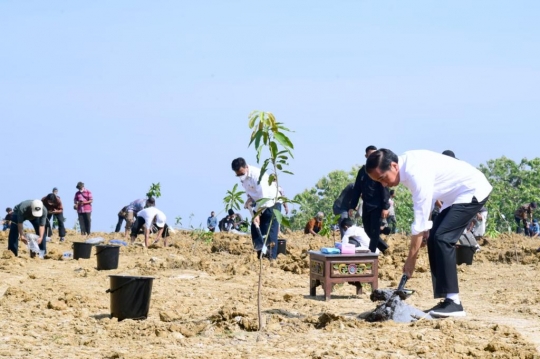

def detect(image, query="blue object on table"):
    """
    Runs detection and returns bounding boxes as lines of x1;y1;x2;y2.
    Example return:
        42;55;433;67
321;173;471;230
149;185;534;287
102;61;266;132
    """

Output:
321;247;341;254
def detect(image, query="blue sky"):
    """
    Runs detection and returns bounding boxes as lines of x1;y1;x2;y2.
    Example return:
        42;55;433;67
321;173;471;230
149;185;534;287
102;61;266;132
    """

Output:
1;1;539;232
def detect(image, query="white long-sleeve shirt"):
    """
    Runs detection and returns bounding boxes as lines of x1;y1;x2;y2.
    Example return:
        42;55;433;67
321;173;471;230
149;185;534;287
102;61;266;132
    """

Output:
398;150;492;235
240;165;278;210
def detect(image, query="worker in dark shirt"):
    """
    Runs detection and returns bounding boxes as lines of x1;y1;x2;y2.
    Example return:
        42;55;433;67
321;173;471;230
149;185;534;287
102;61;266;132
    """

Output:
7;200;48;257
349;145;391;253
42;193;66;242
333;183;355;237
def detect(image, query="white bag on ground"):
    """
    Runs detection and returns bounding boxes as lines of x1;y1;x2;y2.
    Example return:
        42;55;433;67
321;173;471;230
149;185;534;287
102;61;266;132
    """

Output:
85;237;104;244
26;234;41;254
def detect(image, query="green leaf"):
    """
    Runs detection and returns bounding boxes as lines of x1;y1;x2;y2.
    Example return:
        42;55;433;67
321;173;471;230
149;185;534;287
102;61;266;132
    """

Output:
282;170;294;175
248;112;258;129
269;141;278;159
274;131;294;150
273;208;283;224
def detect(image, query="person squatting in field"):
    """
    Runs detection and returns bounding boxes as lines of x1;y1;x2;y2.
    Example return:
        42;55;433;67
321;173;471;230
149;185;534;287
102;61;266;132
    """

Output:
130;203;168;247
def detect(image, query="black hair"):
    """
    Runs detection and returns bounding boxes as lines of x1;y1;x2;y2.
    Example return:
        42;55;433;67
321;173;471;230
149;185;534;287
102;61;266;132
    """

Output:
146;197;156;206
6;207;12;212
366;148;399;173
340;217;354;229
365;145;377;154
442;150;456;158
531;202;538;209
46;193;57;203
389;189;395;196
231;158;247;171
228;208;235;216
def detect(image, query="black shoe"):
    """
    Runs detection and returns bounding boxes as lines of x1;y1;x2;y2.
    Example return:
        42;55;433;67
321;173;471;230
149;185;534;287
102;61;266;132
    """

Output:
429;298;466;317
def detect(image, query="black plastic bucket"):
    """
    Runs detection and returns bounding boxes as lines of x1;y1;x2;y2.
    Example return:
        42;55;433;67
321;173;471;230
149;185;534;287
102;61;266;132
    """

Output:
107;275;154;321
95;245;120;270
72;242;93;260
277;239;287;255
456;246;475;265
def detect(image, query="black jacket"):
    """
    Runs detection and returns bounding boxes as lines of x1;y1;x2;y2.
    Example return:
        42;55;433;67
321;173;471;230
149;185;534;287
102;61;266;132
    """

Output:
333;183;355;215
348;166;390;213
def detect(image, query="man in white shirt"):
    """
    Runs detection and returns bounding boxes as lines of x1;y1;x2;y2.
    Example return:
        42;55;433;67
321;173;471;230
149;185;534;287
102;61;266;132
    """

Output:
339;218;372;251
130;205;167;247
366;149;492;318
232;157;281;259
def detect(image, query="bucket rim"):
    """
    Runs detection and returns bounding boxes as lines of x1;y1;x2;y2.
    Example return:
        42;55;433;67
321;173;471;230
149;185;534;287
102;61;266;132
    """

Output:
108;275;155;279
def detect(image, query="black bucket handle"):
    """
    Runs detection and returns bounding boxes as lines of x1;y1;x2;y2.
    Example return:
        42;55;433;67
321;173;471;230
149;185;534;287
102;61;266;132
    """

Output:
95;246;118;256
106;278;137;294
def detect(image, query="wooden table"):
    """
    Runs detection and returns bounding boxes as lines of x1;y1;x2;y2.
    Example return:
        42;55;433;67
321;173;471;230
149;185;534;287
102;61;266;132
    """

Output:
309;250;379;301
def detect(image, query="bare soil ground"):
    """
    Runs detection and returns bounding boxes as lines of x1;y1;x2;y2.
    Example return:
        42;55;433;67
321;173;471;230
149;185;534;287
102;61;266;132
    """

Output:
1;229;540;358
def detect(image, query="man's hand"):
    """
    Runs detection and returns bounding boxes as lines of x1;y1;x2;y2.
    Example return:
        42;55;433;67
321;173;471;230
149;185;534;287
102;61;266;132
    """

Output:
381;209;389;219
19;234;28;245
37;237;43;245
403;233;424;278
403;256;417;278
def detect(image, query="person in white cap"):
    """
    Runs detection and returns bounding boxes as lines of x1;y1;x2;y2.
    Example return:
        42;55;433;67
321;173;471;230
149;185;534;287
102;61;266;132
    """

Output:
130;204;167;248
7;200;48;257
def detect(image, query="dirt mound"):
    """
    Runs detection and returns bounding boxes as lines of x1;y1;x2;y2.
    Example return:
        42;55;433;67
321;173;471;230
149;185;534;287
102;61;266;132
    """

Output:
0;229;539;357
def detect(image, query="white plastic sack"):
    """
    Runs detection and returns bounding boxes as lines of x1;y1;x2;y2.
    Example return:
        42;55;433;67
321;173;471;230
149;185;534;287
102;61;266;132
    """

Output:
85;237;104;244
26;234;41;254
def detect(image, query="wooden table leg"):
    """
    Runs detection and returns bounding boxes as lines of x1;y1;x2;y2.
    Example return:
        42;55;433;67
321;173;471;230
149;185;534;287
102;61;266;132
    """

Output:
310;278;319;296
323;280;332;301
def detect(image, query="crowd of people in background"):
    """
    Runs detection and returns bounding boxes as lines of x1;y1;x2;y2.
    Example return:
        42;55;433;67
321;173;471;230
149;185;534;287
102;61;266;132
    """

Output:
2;149;539;267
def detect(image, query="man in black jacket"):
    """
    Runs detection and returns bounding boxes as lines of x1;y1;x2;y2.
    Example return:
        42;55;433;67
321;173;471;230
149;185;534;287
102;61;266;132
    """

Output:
333;183;354;237
349;145;391;253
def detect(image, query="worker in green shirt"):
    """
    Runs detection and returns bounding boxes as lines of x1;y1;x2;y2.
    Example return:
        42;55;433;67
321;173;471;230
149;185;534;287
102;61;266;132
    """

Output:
7;200;48;257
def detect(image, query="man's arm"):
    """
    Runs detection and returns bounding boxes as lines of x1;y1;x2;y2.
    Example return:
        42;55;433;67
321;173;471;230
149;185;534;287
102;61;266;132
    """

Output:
18;222;27;244
37;225;45;244
381;186;390;218
348;168;363;212
403;232;427;278
144;227;151;247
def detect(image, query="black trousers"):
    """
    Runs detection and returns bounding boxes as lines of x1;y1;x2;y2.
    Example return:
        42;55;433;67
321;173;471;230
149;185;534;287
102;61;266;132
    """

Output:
46;213;66;238
362;207;385;253
115;215;125;232
428;196;488;298
251;203;281;259
78;212;91;235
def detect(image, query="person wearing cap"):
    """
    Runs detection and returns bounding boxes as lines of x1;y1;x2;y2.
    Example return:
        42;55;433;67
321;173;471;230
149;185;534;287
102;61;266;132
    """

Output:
514;202;537;235
7;200;48;257
2;208;13;231
232;157;281;260
124;198;152;237
41;193;66;242
366;149;492;318
304;212;324;236
130;203;167;247
349;145;391;253
74;182;93;235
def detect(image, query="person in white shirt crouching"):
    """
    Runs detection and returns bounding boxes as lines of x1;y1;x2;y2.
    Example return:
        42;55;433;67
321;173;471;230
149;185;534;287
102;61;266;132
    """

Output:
339;217;377;253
